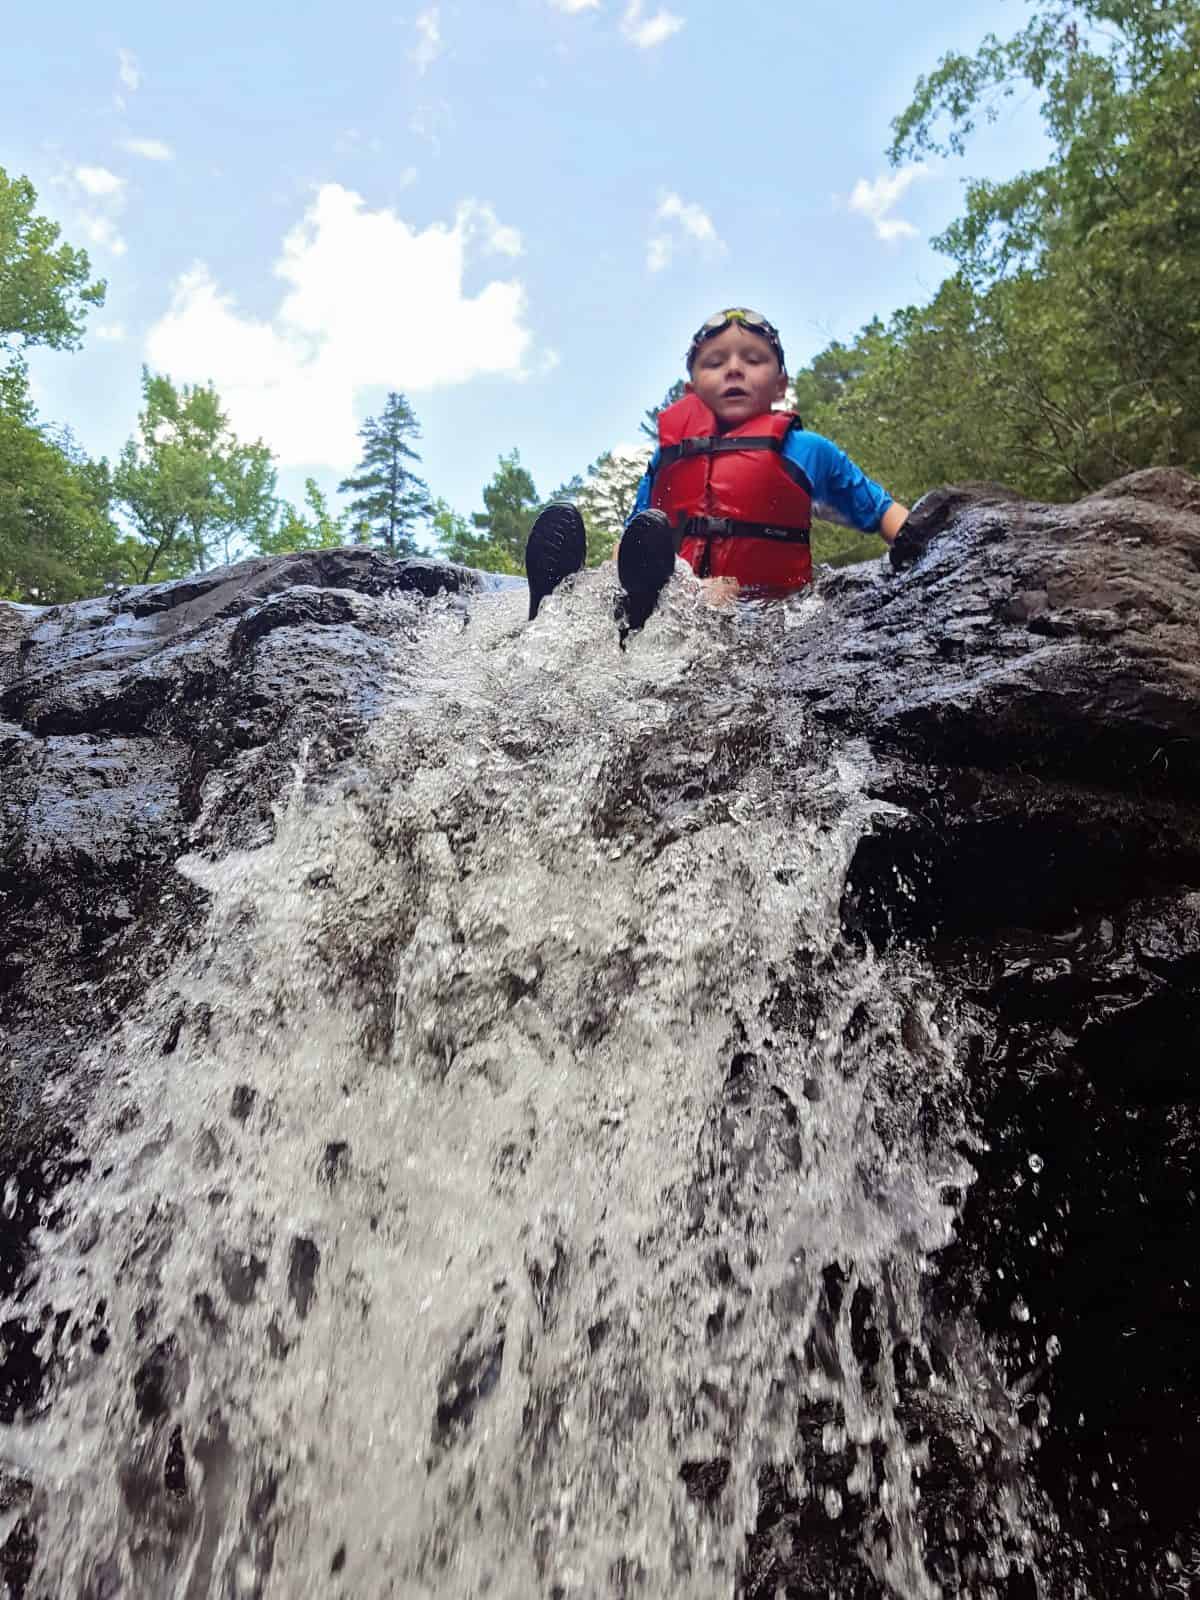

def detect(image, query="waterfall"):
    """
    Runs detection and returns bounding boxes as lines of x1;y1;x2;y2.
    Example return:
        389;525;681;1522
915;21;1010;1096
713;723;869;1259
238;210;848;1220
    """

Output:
3;573;1048;1597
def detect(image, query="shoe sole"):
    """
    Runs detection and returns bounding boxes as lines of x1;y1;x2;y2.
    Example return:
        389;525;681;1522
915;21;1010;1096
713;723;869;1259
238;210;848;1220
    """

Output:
525;505;587;620
618;516;675;631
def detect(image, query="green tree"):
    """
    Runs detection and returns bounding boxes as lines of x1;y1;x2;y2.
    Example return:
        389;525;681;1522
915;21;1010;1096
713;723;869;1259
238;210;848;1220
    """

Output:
1;168;105;362
114;370;278;583
337;392;430;555
791;330;881;423
793;282;1008;502
883;0;1200;486
0;173;118;600
0;398;129;602
571;449;650;566
256;478;347;556
440;449;539;575
429;496;497;569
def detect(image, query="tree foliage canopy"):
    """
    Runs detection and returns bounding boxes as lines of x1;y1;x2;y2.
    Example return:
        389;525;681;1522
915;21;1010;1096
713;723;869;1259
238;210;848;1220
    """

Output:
113;370;277;583
436;450;540;575
794;0;1200;507
0;174;122;601
0;167;106;360
0;400;127;602
256;478;347;556
553;449;650;567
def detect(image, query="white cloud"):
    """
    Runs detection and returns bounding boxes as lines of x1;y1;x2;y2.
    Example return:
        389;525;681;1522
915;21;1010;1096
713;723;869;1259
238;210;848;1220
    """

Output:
412;7;443;74
465;201;523;257
647;235;672;272
549;0;601;10
620;0;683;47
117;49;141;92
121;137;173;162
94;323;128;342
80;216;127;257
145;184;534;468
647;190;723;271
59;162;128;255
656;190;719;245
847;162;934;242
75;165;126;198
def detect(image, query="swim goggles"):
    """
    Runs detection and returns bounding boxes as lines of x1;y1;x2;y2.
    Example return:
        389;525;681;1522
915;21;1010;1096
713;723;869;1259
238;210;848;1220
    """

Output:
686;308;785;371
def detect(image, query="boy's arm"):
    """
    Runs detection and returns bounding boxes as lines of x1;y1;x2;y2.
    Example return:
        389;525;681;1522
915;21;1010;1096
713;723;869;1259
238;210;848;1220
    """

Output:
625;450;660;527
789;431;909;542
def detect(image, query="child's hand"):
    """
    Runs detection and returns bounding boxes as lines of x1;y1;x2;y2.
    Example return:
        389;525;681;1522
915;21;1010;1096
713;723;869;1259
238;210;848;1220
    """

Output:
888;521;932;572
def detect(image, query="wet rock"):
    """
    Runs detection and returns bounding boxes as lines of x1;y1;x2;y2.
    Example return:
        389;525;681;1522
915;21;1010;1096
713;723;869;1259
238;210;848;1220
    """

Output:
0;552;476;1469
794;470;1200;790
1;480;1199;1595
798;471;1200;1598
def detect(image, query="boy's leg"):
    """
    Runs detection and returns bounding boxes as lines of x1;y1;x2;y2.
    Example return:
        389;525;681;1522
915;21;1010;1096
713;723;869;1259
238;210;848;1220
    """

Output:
617;510;675;633
525;503;587;620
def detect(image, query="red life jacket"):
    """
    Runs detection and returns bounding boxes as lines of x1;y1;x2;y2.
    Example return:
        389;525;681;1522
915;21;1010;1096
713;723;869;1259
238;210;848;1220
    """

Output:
651;394;813;596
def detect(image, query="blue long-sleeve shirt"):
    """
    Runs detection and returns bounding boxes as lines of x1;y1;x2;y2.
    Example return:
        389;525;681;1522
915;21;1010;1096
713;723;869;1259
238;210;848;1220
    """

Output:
628;426;893;532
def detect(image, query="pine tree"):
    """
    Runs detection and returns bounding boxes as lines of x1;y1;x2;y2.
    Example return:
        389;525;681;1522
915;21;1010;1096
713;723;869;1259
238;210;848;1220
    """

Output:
337;392;430;555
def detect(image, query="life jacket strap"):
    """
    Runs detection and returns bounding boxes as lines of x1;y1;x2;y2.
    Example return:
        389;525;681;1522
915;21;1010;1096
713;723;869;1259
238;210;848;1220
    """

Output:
680;515;810;545
658;434;784;469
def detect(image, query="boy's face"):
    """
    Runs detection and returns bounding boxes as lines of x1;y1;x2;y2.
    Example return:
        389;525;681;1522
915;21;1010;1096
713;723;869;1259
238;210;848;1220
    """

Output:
686;325;788;427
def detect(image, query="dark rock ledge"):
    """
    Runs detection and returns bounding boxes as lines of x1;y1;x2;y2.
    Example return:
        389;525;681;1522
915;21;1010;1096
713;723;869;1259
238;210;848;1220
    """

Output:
0;548;476;1315
764;469;1200;1595
2;476;1200;1596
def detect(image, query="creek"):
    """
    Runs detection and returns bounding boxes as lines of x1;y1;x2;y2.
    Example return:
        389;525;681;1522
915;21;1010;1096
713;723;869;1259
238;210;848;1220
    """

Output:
3;576;1045;1597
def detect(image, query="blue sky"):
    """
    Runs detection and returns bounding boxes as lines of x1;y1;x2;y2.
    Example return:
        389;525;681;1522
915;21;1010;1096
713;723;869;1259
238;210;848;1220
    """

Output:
5;0;1050;532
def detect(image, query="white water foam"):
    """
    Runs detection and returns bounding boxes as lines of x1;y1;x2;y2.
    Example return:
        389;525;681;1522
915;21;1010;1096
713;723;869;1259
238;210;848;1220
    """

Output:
5;570;1042;1598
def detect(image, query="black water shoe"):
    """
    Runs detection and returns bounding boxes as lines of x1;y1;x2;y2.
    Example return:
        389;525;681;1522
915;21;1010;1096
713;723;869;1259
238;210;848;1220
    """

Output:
617;509;675;633
525;502;587;620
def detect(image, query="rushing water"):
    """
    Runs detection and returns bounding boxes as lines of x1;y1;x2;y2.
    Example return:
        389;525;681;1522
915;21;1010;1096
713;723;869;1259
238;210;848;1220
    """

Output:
5;569;1050;1597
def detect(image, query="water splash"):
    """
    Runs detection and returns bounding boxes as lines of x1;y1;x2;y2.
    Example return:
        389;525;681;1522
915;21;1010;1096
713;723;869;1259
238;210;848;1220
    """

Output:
4;571;1046;1597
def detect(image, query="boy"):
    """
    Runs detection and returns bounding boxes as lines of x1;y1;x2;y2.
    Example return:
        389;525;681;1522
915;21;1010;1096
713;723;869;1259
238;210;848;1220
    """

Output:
524;308;912;627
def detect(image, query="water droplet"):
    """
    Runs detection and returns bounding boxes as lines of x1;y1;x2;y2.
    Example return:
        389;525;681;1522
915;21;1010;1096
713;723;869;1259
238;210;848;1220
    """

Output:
1045;1335;1061;1359
1028;1153;1044;1173
824;1487;843;1521
234;1557;260;1596
1010;1297;1031;1323
822;1423;845;1453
